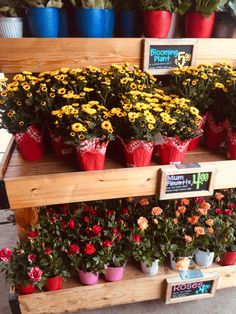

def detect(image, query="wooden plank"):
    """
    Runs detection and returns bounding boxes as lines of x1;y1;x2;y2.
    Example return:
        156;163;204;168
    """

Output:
0;39;236;73
3;159;236;209
0;136;14;179
0;38;142;73
18;263;236;314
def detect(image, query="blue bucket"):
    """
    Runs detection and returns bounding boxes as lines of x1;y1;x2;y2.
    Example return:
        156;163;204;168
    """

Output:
27;8;59;38
75;8;104;38
118;10;142;37
59;8;69;37
103;9;115;37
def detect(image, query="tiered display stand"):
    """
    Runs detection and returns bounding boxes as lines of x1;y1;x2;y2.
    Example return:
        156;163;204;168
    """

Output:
1;38;236;314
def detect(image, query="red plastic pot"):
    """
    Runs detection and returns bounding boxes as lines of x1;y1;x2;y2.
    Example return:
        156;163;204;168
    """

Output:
17;283;37;295
204;114;226;152
143;10;172;38
14;125;44;161
220;251;236;266
45;276;63;291
158;137;190;165
48;129;73;159
185;11;215;38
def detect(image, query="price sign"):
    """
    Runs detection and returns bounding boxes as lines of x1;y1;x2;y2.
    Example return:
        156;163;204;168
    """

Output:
165;272;218;304
143;39;198;75
159;163;217;200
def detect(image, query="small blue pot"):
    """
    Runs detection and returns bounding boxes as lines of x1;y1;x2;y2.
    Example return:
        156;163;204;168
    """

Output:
27;8;59;38
103;9;115;38
59;8;69;37
118;10;142;37
75;8;104;38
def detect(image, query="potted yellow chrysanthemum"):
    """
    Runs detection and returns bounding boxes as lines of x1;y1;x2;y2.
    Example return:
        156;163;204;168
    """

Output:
50;96;115;171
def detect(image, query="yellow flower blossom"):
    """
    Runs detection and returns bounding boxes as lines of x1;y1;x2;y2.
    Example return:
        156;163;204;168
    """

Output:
71;123;87;133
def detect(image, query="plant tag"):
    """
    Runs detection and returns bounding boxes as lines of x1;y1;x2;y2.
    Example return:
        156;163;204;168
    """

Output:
153;133;164;145
179;270;204;281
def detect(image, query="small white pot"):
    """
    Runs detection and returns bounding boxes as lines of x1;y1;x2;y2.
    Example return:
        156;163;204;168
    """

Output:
195;249;214;267
0;17;23;38
170;253;191;271
140;259;159;276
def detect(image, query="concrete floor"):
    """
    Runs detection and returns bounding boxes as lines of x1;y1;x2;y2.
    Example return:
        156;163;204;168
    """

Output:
0;210;236;314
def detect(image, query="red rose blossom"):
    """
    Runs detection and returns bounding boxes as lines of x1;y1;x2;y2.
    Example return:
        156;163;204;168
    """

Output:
107;210;114;216
194;197;205;204
46;209;53;215
27;253;36;264
84;216;89;222
90;209;97;216
0;248;13;262
45;248;52;255
227;202;235;209
112;228;118;234
84;204;91;211
224;209;233;216
103;240;113;247
84;243;96;255
132;234;142;243
68;244;80;255
28;267;43;281
61;221;68;229
122;208;129;214
28;230;38;240
69;218;75;229
92;225;102;235
60;204;68;215
117;233;122;240
215;208;223;215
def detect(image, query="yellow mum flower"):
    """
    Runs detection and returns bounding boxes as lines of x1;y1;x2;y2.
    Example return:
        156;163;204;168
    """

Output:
148;123;155;130
190;107;199;115
58;88;67;94
123;103;133;111
146;115;156;124
81;105;97;115
83;87;94;92
101;120;113;132
7;111;14;117
23;85;30;91
71;123;87;133
19;121;24;126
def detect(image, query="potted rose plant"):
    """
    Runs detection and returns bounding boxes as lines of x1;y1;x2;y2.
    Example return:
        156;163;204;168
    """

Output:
210;190;236;265
139;0;173;38
0;0;23;37
129;197;166;275
0;72;45;161
0;241;45;295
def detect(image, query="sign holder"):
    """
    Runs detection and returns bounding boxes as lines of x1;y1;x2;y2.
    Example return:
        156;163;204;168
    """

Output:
143;39;198;75
165;272;219;304
159;164;217;200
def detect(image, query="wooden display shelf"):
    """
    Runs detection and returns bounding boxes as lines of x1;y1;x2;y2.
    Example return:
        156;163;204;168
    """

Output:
9;263;236;314
0;38;236;73
1;140;236;210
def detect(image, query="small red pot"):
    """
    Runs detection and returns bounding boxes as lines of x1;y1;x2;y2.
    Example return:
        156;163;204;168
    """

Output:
158;137;190;165
143;10;172;38
17;283;37;295
120;138;154;167
204;114;226;152
220;251;236;266
75;139;109;171
185;11;215;38
14;125;44;161
45;276;63;291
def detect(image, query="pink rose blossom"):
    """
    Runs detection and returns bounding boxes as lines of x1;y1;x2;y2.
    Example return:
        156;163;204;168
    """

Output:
28;267;43;281
0;248;13;263
27;254;36;264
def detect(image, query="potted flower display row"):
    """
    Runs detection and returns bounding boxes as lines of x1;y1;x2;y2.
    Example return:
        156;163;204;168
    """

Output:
2;189;236;294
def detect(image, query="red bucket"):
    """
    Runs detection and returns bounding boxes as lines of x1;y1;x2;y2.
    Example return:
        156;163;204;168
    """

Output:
17;283;37;295
185;11;215;38
75;138;109;171
220;251;236;266
143;10;172;38
14;125;44;161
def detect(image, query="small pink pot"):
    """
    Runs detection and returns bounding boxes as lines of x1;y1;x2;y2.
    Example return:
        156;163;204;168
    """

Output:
104;266;124;282
78;270;99;285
